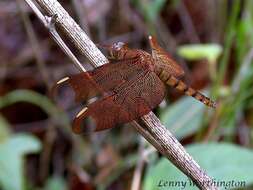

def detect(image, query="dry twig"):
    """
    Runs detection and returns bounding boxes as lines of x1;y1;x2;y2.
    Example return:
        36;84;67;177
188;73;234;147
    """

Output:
16;0;51;89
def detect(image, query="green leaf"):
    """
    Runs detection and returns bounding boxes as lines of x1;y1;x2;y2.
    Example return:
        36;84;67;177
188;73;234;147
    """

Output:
143;143;253;190
0;90;69;127
44;176;67;190
0;134;41;190
131;0;166;22
0;115;10;142
177;44;223;63
160;96;205;139
0;90;58;117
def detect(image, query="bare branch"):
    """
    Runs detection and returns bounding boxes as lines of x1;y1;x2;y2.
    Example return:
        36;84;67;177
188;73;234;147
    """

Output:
25;0;218;189
24;0;86;72
16;0;51;89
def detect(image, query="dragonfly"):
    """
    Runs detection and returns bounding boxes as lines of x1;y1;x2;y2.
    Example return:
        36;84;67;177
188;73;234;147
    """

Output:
54;36;216;133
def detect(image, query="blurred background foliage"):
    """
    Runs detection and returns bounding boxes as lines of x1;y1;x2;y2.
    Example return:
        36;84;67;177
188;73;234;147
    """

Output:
0;0;253;189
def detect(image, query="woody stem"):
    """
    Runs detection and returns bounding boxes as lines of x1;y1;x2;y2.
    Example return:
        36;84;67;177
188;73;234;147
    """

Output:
24;0;86;72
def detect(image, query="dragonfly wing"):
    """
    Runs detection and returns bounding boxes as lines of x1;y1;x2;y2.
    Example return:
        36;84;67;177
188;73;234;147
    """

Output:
68;72;103;101
72;95;123;133
113;71;166;121
72;71;165;133
66;56;146;102
90;56;144;90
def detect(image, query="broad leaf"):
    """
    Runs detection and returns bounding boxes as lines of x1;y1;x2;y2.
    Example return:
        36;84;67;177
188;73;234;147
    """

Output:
177;44;222;63
160;96;205;139
0;115;10;142
0;134;41;190
143;143;253;190
0;90;69;127
131;0;166;22
44;176;67;190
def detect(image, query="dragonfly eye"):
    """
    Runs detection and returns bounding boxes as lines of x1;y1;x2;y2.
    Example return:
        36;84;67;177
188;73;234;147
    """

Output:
112;42;126;50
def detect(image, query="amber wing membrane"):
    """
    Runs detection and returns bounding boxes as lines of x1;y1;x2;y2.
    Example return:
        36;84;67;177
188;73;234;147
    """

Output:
53;51;165;133
67;57;147;102
72;70;165;133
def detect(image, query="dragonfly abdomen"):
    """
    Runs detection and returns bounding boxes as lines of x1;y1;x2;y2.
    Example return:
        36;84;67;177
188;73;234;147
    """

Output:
158;71;216;108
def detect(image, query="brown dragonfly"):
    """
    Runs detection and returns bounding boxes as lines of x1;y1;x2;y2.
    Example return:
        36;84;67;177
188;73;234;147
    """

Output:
54;36;216;133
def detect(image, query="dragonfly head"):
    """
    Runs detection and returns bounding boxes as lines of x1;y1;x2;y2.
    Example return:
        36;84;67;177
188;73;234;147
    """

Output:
112;42;127;50
97;41;128;59
107;42;128;59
